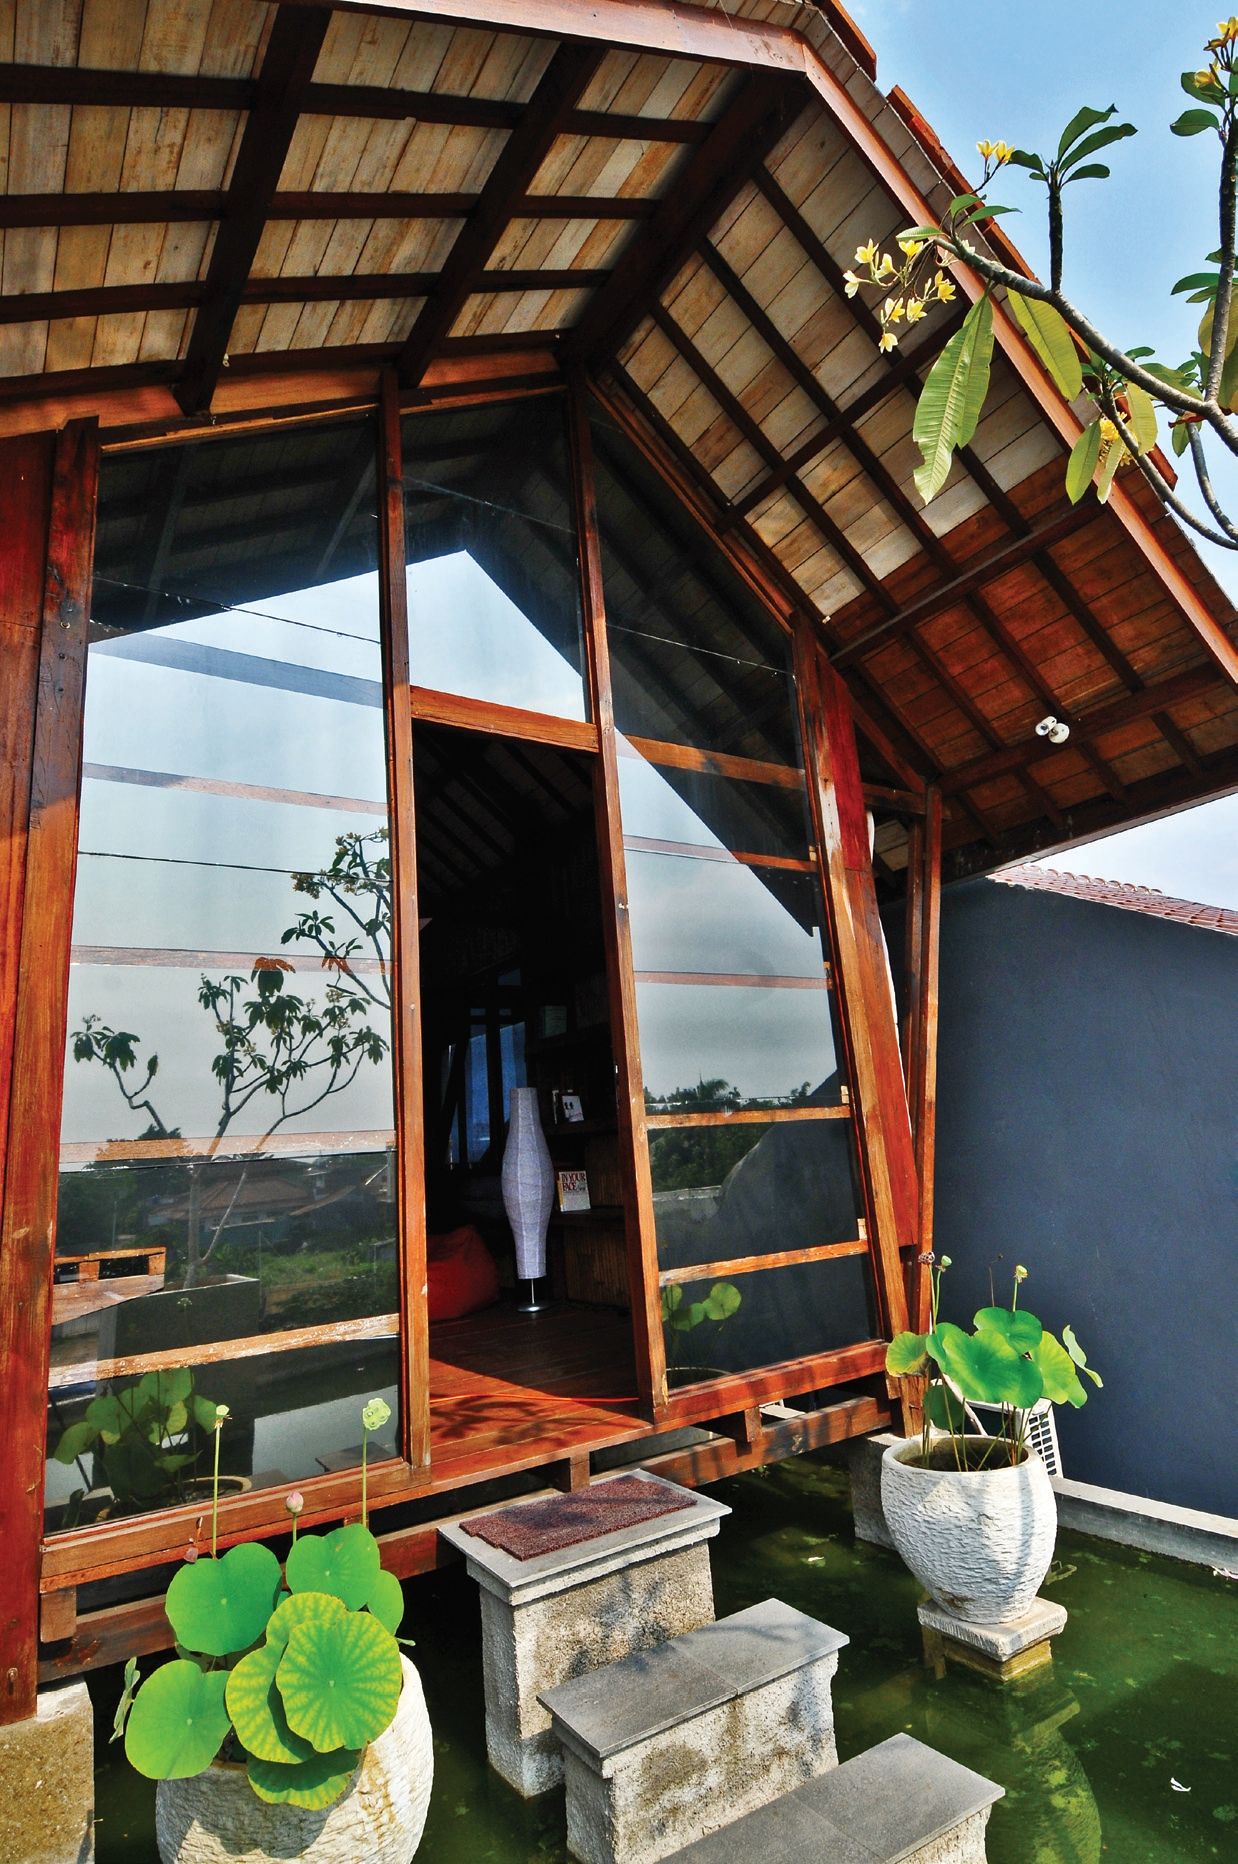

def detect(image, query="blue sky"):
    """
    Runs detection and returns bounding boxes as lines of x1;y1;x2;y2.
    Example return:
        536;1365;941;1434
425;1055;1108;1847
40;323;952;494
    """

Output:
844;1;1238;905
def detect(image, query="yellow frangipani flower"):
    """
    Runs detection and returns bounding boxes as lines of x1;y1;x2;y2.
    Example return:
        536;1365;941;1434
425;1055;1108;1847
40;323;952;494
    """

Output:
977;139;993;159
934;272;957;303
1099;418;1121;443
905;297;927;322
843;268;862;297
855;239;879;267
899;237;925;259
876;252;897;279
977;138;1011;166
878;330;899;352
881;297;906;324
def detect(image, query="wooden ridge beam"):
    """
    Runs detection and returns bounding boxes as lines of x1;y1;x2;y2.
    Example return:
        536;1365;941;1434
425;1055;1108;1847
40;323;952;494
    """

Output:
394;42;603;389
0;270;609;326
175;5;332;415
567;70;796;367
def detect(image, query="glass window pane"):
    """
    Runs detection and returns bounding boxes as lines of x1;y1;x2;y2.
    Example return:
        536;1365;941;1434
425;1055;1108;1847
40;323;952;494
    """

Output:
650;1119;863;1268
591;406;801;764
46;1336;398;1531
618;752;811;862
627;852;828;979
662;1258;876;1386
638;981;845;1112
402;397;585;718
51;418;397;1530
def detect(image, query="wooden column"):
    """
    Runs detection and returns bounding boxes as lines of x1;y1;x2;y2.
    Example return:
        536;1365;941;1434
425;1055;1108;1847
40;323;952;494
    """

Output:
793;620;915;1347
0;419;98;1722
377;373;431;1473
566;376;666;1415
905;786;942;1334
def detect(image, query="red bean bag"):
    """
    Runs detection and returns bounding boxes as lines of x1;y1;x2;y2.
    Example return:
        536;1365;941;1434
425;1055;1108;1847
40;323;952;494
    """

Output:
426;1225;500;1321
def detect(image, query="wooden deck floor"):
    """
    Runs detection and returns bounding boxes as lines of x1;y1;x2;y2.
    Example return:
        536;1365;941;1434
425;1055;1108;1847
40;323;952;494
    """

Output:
427;1303;647;1485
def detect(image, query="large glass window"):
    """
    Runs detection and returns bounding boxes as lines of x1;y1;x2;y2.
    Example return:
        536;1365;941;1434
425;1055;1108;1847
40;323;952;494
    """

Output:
591;403;876;1389
47;418;399;1532
402;396;586;719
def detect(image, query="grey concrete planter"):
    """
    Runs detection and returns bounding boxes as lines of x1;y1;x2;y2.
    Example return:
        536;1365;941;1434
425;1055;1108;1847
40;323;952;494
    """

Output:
155;1656;433;1864
881;1436;1057;1623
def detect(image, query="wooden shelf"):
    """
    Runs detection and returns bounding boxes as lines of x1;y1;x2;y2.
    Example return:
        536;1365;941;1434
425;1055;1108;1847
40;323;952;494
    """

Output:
550;1204;624;1225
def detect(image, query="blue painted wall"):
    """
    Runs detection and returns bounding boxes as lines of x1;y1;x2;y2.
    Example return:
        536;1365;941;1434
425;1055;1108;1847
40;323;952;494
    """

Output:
917;877;1236;1518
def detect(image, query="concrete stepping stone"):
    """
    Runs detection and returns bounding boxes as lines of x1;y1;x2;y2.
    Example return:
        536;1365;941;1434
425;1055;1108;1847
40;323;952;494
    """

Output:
667;1732;1003;1862
439;1471;728;1796
540;1597;847;1864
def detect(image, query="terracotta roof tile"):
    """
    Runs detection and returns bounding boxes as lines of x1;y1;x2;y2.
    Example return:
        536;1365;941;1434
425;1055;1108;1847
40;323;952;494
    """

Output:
991;864;1238;937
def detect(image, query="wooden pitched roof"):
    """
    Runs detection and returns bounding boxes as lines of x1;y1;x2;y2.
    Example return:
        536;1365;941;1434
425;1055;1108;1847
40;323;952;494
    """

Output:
1;0;1235;877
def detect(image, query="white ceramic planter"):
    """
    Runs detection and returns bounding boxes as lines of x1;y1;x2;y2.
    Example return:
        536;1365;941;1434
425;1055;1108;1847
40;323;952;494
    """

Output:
880;1435;1057;1624
155;1655;433;1864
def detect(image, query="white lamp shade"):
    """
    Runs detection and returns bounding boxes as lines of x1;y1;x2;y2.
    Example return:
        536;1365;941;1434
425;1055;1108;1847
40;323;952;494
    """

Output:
500;1086;554;1280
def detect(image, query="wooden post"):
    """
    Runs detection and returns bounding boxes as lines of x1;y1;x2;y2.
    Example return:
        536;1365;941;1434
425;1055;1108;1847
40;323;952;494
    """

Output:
377;372;431;1473
0;420;98;1722
793;621;915;1351
566;375;666;1415
907;785;942;1335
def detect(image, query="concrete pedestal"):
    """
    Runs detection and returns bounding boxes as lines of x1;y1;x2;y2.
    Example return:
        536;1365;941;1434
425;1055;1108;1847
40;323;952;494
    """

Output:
0;1680;94;1864
845;1430;901;1548
918;1593;1068;1681
439;1471;728;1796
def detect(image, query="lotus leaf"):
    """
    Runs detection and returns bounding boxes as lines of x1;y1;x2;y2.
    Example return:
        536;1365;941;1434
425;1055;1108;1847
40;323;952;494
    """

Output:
166;1541;282;1656
973;1305;1043;1351
248;1746;362;1810
702;1282;741;1321
125;1660;230;1779
226;1642;315;1765
1034;1332;1088;1408
285;1522;381;1610
365;1568;405;1635
265;1588;346;1654
278;1604;402;1752
885;1330;930;1376
930;1322;1043;1409
923;1380;968;1432
1062;1324;1103;1386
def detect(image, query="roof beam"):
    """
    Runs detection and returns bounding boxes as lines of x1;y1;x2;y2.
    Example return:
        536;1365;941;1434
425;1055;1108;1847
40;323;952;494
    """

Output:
175;5;332;415
0;190;659;231
566;70;795;366
393;42;603;390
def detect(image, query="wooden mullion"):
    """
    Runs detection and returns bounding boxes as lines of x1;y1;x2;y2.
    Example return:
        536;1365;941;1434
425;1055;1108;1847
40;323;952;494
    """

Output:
378;370;431;1475
567;373;666;1417
395;43;603;390
907;786;941;1334
792;619;916;1356
176;6;332;415
659;1240;869;1284
0;419;98;1723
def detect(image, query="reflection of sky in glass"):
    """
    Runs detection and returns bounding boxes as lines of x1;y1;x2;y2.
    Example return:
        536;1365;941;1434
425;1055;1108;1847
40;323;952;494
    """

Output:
638;984;840;1106
66;575;393;1148
627;854;825;978
406;549;585;718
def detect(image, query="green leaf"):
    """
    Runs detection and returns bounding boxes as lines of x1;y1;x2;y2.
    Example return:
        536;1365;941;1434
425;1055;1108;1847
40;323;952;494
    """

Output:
111;1656;140;1744
973;1305;1044;1351
125;1661;230;1780
1172;271;1222;297
165;1543;282;1657
1034;1333;1088;1408
1172;109;1219;137
265;1589;345;1656
247;1748;361;1811
365;1569;405;1636
1057;103;1117;158
277;1608;402;1753
923;1381;968;1432
1007;148;1046;174
1062;1324;1103;1387
227;1643;316;1766
702;1281;741;1321
1182;69;1224;103
885;1331;930;1376
1126;382;1158;453
929;1322;1043;1408
1065;420;1102;502
52;1420;99;1464
1007;291;1083;399
285;1523;381;1612
1059;122;1135;169
1171;420;1191;456
1094;432;1124;504
959;203;1018;225
1063;164;1112;183
948;190;981;214
912;295;994;502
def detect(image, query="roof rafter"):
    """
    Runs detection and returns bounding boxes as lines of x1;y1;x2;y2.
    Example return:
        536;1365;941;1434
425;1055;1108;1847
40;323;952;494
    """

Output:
175;5;333;415
0;191;658;231
394;41;604;390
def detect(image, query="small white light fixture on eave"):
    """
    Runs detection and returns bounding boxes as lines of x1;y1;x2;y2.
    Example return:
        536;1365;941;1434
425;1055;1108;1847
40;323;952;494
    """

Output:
1035;714;1071;745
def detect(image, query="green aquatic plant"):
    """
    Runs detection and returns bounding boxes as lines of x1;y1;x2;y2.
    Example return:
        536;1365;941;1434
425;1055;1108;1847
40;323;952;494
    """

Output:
119;1394;406;1810
885;1261;1102;1470
50;1366;221;1521
661;1280;742;1374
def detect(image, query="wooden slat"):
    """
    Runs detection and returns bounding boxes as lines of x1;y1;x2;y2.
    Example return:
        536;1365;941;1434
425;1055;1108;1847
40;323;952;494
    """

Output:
410;685;598;752
0;191;660;230
48;1313;400;1392
658;1240;869;1284
0;419;98;1724
646;1105;849;1128
662;1338;889;1426
395;43;604;388
635;970;829;988
621;733;800;788
60;1129;396;1165
623;834;814;872
176;6;333;414
379;371;432;1475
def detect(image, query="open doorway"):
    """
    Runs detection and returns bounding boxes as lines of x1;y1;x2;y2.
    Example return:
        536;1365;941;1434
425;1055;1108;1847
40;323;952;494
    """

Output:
413;723;640;1463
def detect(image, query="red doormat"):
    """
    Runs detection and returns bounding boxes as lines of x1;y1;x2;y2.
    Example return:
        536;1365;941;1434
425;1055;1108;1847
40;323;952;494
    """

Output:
461;1475;692;1560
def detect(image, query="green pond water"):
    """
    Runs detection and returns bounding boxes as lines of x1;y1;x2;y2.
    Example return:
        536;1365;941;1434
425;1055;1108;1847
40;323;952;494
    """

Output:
88;1454;1236;1862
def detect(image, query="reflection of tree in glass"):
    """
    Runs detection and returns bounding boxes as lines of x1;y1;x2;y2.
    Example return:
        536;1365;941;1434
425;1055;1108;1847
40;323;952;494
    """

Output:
72;832;391;1287
646;1076;814;1193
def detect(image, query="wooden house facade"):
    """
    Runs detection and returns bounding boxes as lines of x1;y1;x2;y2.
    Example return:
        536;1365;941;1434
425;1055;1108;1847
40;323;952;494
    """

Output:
1;0;1235;1727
